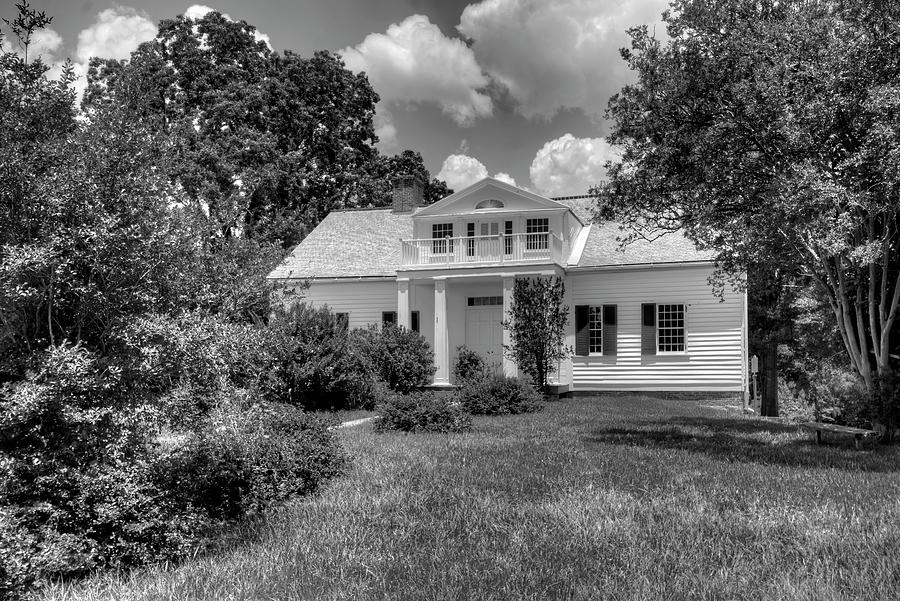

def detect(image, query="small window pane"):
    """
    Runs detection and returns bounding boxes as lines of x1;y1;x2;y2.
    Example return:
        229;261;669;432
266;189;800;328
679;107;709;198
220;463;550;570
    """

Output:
411;311;420;333
382;311;397;327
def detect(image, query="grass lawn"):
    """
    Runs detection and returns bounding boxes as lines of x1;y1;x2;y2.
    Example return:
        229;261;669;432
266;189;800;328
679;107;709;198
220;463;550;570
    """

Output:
44;396;900;601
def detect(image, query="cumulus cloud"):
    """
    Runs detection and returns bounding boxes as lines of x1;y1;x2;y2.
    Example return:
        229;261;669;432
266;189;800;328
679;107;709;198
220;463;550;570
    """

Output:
437;154;489;191
183;4;272;46
340;15;492;127
1;26;64;63
76;7;157;64
492;172;517;187
529;134;619;197
373;103;399;151
458;0;667;121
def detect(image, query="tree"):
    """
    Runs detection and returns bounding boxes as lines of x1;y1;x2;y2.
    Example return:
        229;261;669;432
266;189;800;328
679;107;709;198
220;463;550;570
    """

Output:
83;11;381;248
598;0;900;404
502;276;570;392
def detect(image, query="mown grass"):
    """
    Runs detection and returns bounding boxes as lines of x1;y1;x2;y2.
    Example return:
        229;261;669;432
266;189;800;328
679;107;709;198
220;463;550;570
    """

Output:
42;396;900;601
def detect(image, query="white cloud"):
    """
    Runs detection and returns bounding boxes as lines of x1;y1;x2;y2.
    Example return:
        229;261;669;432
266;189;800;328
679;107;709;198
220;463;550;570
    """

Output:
340;15;492;127
437;154;489;191
184;4;271;46
529;134;619;197
373;103;399;151
458;0;667;121
1;26;63;63
76;7;157;64
492;172;517;187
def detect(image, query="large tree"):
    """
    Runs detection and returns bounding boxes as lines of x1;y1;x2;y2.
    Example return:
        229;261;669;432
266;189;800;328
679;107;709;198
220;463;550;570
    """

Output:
598;0;900;398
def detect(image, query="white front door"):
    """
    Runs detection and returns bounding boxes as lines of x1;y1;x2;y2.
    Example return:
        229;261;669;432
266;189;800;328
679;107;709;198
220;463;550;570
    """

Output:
465;305;504;367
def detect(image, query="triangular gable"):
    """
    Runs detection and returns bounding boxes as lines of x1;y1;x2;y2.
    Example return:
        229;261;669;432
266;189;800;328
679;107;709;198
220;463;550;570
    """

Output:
416;177;582;222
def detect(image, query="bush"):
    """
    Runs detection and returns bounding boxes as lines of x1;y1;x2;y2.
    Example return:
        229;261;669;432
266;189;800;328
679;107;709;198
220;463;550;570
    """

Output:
353;326;436;393
453;346;488;383
265;304;376;410
155;394;346;520
456;374;543;415
804;363;870;427
375;392;471;433
0;345;345;598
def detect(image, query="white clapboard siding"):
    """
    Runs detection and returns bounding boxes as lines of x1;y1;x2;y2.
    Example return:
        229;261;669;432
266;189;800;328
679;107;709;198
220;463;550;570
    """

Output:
287;279;397;330
568;265;745;392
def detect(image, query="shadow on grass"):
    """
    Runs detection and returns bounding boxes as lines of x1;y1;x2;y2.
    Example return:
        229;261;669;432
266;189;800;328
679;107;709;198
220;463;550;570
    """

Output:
584;415;900;472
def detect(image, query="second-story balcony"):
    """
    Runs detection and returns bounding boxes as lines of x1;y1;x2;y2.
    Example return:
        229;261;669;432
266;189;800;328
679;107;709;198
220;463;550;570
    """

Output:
400;232;565;269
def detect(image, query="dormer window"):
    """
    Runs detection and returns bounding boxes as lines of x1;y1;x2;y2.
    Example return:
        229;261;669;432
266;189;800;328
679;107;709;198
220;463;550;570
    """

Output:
475;199;504;210
526;218;549;250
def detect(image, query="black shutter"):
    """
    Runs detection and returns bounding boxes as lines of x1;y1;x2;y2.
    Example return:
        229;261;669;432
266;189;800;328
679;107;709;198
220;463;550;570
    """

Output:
602;305;617;356
641;303;656;355
575;305;590;356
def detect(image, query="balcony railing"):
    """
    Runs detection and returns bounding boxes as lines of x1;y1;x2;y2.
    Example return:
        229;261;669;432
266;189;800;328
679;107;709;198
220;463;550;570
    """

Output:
400;232;564;268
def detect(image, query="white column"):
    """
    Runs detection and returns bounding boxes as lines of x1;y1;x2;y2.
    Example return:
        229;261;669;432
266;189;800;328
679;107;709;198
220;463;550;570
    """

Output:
397;280;410;329
502;276;517;377
433;278;450;385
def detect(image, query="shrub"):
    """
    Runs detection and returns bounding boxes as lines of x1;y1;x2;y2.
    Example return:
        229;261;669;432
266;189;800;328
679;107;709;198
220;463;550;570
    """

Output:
453;346;488;383
456;374;543;415
353;326;436;393
265;303;376;410
375;392;472;433
804;363;870;427
155;394;346;520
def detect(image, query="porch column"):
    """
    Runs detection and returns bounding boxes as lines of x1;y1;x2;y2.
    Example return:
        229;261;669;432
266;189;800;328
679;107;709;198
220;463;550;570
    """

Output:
397;280;410;329
433;278;450;385
502;276;517;377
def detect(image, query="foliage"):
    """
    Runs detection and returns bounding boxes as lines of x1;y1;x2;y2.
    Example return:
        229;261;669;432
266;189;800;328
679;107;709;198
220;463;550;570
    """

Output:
155;394;345;520
353;325;436;393
265;304;376;411
456;374;543;416
502;277;570;391
453;346;489;384
871;371;900;441
374;392;472;434
801;362;871;428
112;312;272;427
599;0;900;395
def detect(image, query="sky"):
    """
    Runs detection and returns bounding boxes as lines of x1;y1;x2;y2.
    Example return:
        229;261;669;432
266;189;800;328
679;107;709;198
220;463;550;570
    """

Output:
4;0;670;197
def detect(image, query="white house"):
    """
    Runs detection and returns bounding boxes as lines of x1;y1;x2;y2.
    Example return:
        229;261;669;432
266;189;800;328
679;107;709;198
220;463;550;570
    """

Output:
268;176;748;400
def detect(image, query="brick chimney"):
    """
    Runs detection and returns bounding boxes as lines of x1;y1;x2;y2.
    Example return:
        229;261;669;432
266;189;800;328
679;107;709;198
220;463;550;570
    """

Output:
392;173;425;213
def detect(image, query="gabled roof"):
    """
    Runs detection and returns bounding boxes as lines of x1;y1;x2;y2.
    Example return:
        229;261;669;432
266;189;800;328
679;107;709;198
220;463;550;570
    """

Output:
267;209;412;279
415;177;582;222
554;198;715;267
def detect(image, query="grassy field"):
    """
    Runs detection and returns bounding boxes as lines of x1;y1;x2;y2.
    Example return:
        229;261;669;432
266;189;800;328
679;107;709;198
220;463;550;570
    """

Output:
43;396;900;601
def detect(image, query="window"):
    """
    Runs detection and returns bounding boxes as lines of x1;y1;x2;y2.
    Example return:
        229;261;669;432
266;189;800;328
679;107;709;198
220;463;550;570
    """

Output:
575;304;617;356
411;311;420;333
657;304;686;353
466;222;475;257
432;223;454;254
475;199;504;209
504;220;513;255
382;311;397;327
467;296;503;306
525;218;549;250
335;312;349;331
589;306;603;354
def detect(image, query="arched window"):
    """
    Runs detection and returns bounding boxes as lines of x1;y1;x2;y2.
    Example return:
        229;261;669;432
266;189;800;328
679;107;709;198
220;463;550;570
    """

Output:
475;199;504;210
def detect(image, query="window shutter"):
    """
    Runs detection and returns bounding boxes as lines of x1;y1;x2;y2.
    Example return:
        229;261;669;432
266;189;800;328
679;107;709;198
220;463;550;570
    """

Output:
641;303;656;355
602;305;617;356
575;305;590;356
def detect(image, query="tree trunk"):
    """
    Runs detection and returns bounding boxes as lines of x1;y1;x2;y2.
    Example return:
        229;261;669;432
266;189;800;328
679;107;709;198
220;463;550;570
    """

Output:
760;342;779;417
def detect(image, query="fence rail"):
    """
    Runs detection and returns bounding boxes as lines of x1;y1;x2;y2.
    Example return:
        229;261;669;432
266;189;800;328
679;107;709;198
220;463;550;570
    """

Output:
400;232;564;268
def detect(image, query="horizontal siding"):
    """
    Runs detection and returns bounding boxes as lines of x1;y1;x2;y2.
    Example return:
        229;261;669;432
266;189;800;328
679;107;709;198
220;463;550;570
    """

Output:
567;266;745;392
283;280;397;330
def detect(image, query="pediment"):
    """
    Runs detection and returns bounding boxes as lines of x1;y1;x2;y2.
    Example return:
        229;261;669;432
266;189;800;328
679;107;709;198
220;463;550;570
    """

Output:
415;177;571;218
